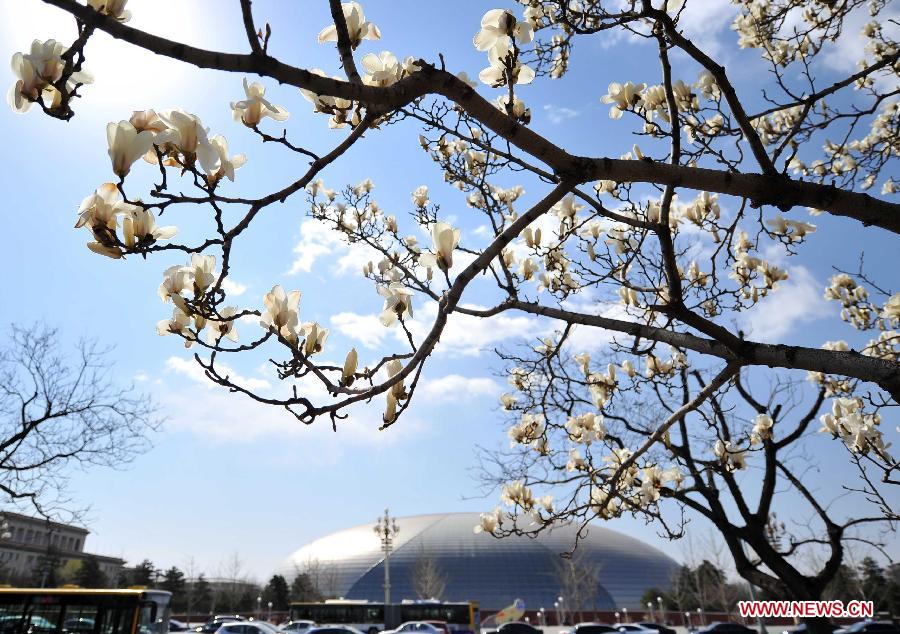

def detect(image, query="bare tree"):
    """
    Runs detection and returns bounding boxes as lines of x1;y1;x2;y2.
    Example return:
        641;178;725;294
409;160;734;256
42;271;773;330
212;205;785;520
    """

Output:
0;324;159;518
555;549;600;624
410;547;447;600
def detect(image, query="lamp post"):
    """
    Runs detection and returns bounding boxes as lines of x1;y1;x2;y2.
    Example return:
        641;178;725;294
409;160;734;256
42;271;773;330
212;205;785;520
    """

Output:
558;597;564;625
656;597;664;623
614;612;620;624
256;596;261;621
684;613;692;630
697;608;705;627
267;601;273;622
622;608;628;624
373;509;400;606
647;602;654;622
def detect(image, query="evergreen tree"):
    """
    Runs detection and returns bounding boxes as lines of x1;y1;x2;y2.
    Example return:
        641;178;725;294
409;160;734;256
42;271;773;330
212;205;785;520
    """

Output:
133;560;156;586
32;546;62;588
263;575;291;611
75;556;108;588
290;573;323;602
824;564;862;602
859;557;888;608
161;567;187;611
193;575;213;616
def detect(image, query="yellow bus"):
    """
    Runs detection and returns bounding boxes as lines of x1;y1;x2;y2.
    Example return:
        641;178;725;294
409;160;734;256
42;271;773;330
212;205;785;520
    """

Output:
0;588;171;634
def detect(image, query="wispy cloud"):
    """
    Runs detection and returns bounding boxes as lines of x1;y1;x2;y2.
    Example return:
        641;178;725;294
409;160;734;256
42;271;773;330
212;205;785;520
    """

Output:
542;104;580;125
419;375;502;402
740;265;830;343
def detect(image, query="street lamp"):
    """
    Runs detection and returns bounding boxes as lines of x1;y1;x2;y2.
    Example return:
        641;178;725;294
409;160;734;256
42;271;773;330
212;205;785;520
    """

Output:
623;608;628;623
697;608;704;627
539;608;545;626
647;602;654;622
614;612;620;624
684;613;692;630
267;602;273;622
557;597;564;625
373;509;400;606
656;597;664;623
256;596;261;620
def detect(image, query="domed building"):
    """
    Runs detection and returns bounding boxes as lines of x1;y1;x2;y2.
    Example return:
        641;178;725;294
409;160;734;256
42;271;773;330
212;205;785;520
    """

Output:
278;512;678;611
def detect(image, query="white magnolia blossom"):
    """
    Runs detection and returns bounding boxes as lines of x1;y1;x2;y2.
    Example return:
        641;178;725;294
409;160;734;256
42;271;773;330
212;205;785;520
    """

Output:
378;282;414;326
601;82;646;119
473;9;533;52
207;306;239;345
820;397;892;460
231;78;289;127
590;488;621;519
149;109;221;176
87;0;130;21
500;480;535;509
74;182;143;258
341;348;358;386
8;39;93;113
300;322;329;356
565;412;606;444
260;285;301;343
121;208;177;249
479;39;535;87
499;393;517;410
473;507;502;534
158;264;193;303
411;185;429;207
317;2;381;49
107;121;154;178
156;306;194;346
419;221;461;271
207;134;247;184
361;51;402;87
749;413;774;445
186;254;217;295
507;413;545;451
713;439;748;472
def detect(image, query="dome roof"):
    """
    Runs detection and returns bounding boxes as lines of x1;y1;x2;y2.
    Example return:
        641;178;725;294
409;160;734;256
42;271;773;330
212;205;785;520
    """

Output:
278;512;678;611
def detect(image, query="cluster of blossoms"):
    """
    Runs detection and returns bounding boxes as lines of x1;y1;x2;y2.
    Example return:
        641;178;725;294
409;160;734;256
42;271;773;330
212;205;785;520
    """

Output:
729;230;789;304
258;285;330;359
600;71;715;124
473;9;535;122
498;480;555;526
824;274;878;330
8;39;93;114
820;397;892;460
713;439;749;472
156;255;239;347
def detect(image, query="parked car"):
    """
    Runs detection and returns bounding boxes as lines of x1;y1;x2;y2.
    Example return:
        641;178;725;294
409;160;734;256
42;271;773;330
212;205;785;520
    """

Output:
215;623;277;634
692;623;756;634
834;622;900;634
571;623;618;634
781;623;839;634
282;622;316;634
195;617;247;634
385;623;445;634
425;622;451;634
484;622;544;634
614;625;658;634
64;617;96;633
637;623;676;634
170;620;191;632
305;627;365;634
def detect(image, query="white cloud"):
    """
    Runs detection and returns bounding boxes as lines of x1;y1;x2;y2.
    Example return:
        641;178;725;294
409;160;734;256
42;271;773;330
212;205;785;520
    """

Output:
542;104;579;125
288;218;380;276
165;355;272;392
419;375;502;402
741;265;830;343
221;278;247;297
331;312;386;349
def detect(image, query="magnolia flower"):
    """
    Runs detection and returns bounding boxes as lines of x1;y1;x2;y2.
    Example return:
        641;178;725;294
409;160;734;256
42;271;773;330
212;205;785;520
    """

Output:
107;121;154;177
154;109;220;175
75;183;141;257
207;135;247;184
8;40;93;113
87;0;131;21
300;322;329;356
231;78;289;127
378;283;414;326
207;307;239;345
341;348;358;386
411;185;429;207
260;285;301;343
186;254;216;295
129;109;168;133
750;413;774;444
499;393;517;410
424;221;461;271
474;508;503;534
122;209;177;248
317;2;381;49
601;81;646;119
361;51;402;87
158;264;193;303
473;9;533;51
479;40;535;86
156;307;193;347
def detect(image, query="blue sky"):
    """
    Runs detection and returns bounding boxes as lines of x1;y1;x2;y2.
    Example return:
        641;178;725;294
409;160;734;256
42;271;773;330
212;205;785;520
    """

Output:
0;0;897;582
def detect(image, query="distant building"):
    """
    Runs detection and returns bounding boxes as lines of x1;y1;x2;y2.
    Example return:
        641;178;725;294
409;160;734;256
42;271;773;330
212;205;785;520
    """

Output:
0;512;124;585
